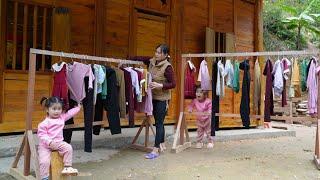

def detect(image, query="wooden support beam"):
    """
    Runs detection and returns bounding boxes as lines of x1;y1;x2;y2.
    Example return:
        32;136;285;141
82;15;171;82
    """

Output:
94;0;105;56
12;132;26;168
12;1;18;70
0;0;6;123
24;53;36;176
50;151;67;180
33;6;38;48
41;8;47;71
27;131;40;179
22;5;28;71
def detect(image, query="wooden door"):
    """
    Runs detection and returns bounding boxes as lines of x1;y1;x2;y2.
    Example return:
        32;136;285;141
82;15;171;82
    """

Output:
132;11;175;124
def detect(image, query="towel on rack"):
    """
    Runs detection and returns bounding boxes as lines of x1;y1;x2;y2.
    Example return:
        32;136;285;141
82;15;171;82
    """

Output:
198;59;212;90
290;58;301;97
307;57;318;115
253;59;261;112
216;60;225;97
224;59;234;88
232;61;240;93
272;59;283;97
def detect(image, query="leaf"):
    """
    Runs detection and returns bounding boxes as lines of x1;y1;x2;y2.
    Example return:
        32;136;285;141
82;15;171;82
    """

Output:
287;24;299;29
280;5;298;16
310;14;320;18
300;13;315;23
305;25;320;35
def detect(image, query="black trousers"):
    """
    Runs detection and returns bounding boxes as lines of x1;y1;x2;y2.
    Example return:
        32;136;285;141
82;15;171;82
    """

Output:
93;93;104;135
63;76;94;152
211;61;220;136
153;100;167;148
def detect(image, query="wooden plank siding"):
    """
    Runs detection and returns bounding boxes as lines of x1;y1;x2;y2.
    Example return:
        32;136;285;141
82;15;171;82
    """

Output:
0;0;261;133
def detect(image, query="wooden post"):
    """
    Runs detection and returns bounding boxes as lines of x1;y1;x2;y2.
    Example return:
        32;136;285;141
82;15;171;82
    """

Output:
254;0;265;127
171;57;191;153
24;53;36;176
130;115;155;152
50;151;67;180
41;8;47;71
22;4;28;71
12;1;18;70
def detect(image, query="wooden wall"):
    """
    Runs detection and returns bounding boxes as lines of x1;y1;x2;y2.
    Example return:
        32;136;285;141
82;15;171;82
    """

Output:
0;0;262;133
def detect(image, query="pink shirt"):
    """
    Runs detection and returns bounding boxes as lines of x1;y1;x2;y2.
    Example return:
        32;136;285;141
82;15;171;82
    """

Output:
37;107;81;147
67;62;95;102
188;98;212;121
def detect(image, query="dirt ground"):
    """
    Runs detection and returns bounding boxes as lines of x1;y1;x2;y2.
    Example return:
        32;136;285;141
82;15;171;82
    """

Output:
1;123;320;180
73;124;320;180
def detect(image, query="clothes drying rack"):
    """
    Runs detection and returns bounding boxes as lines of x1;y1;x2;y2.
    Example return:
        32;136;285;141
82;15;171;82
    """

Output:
171;50;320;170
9;48;155;180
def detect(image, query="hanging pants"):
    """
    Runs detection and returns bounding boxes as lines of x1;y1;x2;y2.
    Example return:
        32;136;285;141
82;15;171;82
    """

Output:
153;100;167;148
63;76;94;152
38;141;72;179
196;119;214;143
211;61;220;136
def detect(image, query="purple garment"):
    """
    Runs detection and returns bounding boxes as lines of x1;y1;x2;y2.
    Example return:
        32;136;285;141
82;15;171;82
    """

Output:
198;59;212;90
121;68;135;127
307;58;318;115
67;62;95;102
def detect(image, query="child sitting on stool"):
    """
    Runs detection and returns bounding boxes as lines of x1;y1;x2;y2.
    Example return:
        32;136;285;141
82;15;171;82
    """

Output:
188;86;214;148
38;97;81;180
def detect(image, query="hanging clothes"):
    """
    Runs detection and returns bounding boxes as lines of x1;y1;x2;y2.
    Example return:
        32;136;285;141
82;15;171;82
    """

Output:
65;62;95;152
121;67;135;127
224;59;234;88
104;67;122;134
114;68;126;118
198;59;212;90
66;62;95;102
281;58;291;107
92;64;106;105
307;57;318;115
232;60;240;93
299;59;308;92
272;59;283;97
211;61;219;136
184;60;196;99
239;60;251;128
135;72;153;115
253;59;261;112
101;66;108;99
290;58;301;97
125;67;142;102
263;59;274;122
216;60;225;97
51;62;69;110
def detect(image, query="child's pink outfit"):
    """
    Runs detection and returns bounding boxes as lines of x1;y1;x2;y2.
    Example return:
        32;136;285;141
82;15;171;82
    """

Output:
188;98;213;142
37;107;80;179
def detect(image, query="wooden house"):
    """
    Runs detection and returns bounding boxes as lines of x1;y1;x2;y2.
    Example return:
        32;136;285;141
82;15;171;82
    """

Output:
0;0;263;133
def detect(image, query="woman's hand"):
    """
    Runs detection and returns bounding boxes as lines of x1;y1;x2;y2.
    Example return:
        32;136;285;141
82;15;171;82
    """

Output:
77;103;82;109
149;82;163;89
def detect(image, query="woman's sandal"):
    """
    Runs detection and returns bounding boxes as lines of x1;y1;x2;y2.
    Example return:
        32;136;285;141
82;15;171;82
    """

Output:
61;167;78;176
144;152;159;159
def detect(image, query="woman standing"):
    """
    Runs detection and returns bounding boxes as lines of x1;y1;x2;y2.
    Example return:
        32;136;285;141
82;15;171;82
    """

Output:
145;44;176;159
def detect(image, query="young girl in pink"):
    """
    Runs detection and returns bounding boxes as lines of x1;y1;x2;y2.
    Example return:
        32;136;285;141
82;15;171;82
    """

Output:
37;96;81;180
188;86;214;149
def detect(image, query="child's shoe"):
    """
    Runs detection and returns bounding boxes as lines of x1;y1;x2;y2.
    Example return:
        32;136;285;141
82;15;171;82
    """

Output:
196;142;203;149
207;142;214;149
61;167;78;176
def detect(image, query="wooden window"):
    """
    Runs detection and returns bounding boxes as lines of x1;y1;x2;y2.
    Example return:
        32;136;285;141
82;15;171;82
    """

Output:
6;0;53;71
215;32;226;61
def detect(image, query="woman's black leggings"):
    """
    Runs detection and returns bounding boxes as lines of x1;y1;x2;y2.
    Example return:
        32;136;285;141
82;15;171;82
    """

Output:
153;100;167;148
